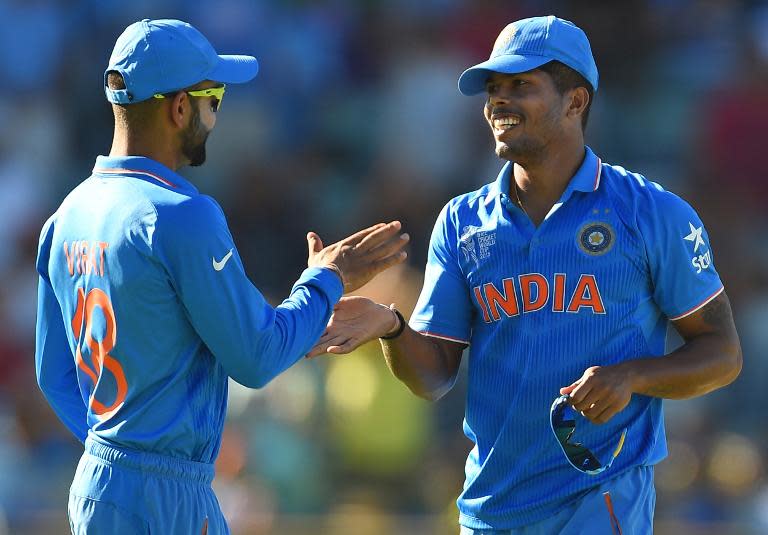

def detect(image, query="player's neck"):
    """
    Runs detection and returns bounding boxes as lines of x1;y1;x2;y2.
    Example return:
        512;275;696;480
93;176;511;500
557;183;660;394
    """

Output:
511;140;585;225
109;128;183;171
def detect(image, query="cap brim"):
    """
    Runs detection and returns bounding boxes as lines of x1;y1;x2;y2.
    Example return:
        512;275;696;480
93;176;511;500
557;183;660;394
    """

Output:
458;55;551;96
208;54;259;84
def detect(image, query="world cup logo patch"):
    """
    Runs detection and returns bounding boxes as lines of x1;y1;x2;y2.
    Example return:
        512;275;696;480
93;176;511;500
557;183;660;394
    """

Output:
578;222;614;256
460;225;496;266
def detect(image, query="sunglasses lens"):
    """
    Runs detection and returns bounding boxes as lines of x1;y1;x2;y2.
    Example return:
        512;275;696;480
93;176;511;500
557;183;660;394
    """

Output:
564;443;602;471
550;395;609;474
212;87;225;112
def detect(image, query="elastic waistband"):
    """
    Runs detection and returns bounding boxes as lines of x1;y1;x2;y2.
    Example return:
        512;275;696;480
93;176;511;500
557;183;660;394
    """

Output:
84;436;214;485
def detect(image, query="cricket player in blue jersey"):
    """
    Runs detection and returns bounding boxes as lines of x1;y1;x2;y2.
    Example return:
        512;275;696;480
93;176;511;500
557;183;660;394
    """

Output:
35;19;408;534
308;15;742;534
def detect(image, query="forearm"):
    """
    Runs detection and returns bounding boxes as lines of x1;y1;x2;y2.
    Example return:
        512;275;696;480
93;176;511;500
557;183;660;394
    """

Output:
621;331;742;400
564;293;742;425
36;277;89;442
308;296;465;399
225;268;341;388
195;268;342;388
38;380;89;443
381;327;459;401
36;331;89;442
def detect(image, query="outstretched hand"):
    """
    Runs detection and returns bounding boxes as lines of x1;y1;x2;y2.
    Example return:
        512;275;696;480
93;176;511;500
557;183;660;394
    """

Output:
306;296;398;358
306;221;409;293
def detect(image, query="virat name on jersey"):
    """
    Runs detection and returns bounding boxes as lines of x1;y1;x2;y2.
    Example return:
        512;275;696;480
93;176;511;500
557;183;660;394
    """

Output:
63;240;109;278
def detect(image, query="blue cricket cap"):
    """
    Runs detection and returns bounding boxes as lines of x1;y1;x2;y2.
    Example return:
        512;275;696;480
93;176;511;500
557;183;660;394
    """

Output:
105;19;259;104
458;15;598;96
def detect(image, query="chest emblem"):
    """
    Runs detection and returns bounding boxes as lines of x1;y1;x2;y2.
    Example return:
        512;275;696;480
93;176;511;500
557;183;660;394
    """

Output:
578;221;614;256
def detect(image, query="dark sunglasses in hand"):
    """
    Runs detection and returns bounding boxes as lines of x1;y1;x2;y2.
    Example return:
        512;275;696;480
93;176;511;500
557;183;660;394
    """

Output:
549;395;627;475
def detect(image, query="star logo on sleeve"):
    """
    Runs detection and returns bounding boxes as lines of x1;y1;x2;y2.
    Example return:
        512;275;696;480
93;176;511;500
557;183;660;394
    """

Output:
684;222;705;252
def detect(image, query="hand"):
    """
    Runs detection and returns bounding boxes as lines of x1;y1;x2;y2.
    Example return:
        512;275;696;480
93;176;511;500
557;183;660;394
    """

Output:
559;364;634;424
306;221;409;293
306;296;398;357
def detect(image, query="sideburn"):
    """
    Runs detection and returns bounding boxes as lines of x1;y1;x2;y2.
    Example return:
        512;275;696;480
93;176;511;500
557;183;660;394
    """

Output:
180;102;207;167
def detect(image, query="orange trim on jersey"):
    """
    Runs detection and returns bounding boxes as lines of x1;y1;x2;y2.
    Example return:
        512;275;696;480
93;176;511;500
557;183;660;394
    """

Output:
419;330;470;345
669;286;724;321
593;158;603;191
94;167;178;188
603;491;623;535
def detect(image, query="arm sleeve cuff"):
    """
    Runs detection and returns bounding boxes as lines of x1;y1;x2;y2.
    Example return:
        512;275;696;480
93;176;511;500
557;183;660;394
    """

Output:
293;267;344;304
408;320;471;345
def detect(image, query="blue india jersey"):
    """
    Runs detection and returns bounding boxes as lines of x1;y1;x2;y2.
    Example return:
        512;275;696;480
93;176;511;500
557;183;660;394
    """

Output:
409;146;723;529
35;155;342;463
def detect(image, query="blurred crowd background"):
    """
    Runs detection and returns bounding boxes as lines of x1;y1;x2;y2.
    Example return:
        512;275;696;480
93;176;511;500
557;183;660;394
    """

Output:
0;0;767;533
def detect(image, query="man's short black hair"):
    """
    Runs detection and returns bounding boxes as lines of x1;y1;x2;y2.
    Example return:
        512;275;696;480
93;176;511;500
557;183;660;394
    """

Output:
537;60;594;130
106;71;127;91
106;71;161;128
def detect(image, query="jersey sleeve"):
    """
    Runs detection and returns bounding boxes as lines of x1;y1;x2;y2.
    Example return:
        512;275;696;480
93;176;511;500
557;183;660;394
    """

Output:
637;185;724;320
156;196;343;388
35;216;89;443
409;202;472;344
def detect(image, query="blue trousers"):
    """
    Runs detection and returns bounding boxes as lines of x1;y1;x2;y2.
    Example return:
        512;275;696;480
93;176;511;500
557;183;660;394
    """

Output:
460;465;655;535
68;436;228;534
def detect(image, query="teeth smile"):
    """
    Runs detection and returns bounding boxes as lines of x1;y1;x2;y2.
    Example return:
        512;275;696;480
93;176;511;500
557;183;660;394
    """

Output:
493;117;521;130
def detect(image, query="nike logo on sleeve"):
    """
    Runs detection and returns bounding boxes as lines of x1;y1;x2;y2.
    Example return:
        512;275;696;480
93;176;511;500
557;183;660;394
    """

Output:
212;249;233;271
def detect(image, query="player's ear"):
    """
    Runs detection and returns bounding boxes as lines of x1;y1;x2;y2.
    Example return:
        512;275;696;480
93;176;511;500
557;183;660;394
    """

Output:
567;86;590;121
169;91;189;129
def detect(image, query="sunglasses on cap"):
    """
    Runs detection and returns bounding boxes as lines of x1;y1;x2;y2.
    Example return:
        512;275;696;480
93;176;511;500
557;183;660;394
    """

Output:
549;395;627;475
153;84;226;112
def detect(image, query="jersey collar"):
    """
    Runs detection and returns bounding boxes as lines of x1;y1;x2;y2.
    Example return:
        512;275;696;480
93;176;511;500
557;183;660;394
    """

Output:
92;155;199;194
487;146;602;205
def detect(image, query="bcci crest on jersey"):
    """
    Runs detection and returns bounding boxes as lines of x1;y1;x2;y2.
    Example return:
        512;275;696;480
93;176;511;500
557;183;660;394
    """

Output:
460;225;496;266
577;222;614;256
